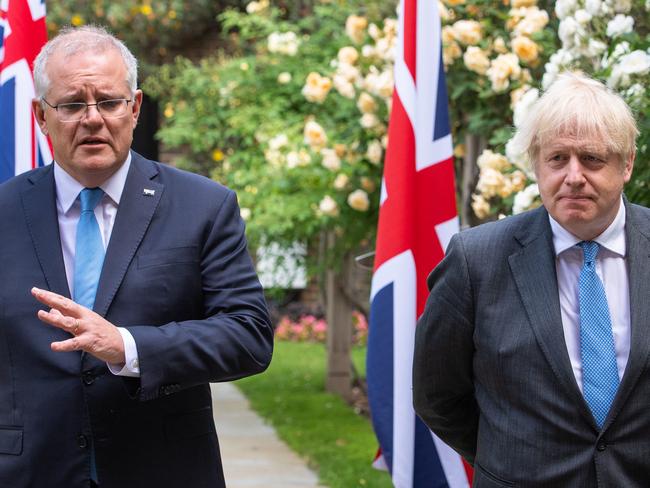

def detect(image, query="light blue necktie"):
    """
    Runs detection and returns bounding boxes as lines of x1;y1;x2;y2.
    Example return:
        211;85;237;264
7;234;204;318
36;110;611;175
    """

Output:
73;188;105;310
578;241;619;429
73;188;104;483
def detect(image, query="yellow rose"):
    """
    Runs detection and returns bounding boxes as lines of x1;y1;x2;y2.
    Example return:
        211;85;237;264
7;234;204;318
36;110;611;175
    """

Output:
319;195;339;217
357;92;377;114
347;189;370;212
463;46;491;75
345;15;368;44
338;46;359;65
304;120;328;149
511;36;539;64
452;20;482;45
471;194;491;219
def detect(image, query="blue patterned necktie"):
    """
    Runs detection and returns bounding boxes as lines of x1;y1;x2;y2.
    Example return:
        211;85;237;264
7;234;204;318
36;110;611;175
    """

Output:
578;241;619;429
73;188;105;309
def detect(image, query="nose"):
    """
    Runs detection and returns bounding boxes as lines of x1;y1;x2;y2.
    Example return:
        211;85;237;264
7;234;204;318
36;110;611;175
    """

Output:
81;103;103;125
564;154;585;187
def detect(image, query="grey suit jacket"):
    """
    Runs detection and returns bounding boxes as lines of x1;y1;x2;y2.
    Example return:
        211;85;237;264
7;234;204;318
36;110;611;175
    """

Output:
413;201;650;487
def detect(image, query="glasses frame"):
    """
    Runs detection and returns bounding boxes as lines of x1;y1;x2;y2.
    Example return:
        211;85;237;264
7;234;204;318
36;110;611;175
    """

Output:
41;98;133;122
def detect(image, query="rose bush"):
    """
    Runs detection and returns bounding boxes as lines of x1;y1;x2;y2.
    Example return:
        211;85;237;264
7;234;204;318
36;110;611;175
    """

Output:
472;0;650;218
145;0;397;268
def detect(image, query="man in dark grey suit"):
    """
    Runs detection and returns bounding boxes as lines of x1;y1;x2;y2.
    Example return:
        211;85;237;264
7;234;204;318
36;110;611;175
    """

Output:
413;72;649;486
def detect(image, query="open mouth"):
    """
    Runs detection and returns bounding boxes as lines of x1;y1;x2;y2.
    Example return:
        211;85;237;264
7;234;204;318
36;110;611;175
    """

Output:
80;138;107;147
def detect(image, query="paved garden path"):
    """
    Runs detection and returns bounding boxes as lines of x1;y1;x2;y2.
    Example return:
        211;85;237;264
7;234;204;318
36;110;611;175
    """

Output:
211;382;324;488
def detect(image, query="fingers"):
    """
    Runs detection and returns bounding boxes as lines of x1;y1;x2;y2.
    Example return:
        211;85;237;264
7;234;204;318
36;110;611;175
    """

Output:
31;287;84;317
51;337;82;353
37;309;81;335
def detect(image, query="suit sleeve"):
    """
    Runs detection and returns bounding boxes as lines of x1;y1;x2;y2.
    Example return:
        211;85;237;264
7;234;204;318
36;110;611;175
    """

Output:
127;190;273;401
413;233;479;464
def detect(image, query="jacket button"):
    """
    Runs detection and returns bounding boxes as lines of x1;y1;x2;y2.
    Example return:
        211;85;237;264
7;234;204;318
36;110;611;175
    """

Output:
597;442;607;452
77;435;88;449
82;371;95;385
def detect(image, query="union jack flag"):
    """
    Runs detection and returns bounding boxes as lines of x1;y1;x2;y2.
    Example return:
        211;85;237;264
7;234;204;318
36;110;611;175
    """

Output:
0;0;51;183
366;0;472;486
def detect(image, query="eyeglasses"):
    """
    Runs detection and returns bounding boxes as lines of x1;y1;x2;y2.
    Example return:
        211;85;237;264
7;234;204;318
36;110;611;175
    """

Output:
42;98;132;122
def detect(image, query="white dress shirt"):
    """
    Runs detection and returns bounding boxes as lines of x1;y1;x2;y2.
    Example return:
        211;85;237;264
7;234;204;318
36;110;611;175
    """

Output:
551;197;630;392
54;153;140;377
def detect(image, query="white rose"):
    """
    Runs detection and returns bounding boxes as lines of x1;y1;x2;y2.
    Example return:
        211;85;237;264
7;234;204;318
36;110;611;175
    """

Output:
513;184;539;214
606;14;634;38
319;195;339;216
269;134;289;150
264;149;284;167
616;50;650;75
555;0;577;19
321;148;342;171
513;88;539;128
558;17;579;47
366;140;383;164
361;45;376;58
277;72;292;84
286;151;300;169
506;138;533;175
585;0;602;15
347;189;370;211
573;9;592;25
586;39;607;57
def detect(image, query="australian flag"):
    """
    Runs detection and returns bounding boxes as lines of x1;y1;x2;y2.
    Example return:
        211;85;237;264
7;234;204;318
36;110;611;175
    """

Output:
0;0;51;183
366;0;472;486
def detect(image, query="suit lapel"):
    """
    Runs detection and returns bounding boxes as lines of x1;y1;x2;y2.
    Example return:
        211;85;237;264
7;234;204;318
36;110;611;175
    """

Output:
508;208;595;425
93;153;164;317
20;166;71;298
606;201;650;425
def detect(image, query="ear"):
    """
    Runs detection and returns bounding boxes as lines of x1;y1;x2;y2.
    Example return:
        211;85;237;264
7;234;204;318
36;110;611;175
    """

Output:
131;89;143;127
32;99;48;135
623;150;635;183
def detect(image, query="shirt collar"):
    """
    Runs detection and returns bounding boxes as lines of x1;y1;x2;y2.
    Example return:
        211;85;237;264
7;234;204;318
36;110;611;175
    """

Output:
54;152;132;214
549;196;626;257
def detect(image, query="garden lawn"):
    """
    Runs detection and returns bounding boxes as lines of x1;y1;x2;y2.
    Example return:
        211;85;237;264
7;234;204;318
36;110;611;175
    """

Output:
235;341;392;488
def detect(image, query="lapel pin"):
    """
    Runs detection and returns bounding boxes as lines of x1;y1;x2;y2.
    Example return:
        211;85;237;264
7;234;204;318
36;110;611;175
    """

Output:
143;188;156;196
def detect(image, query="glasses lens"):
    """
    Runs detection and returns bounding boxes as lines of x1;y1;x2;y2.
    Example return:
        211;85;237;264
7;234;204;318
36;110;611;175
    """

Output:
57;103;87;122
97;99;129;118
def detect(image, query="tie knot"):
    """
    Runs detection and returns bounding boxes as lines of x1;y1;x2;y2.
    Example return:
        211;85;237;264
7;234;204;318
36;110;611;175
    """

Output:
79;188;104;213
579;240;600;264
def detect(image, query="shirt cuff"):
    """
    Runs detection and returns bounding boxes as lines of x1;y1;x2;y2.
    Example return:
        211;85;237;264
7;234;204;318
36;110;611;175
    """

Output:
107;327;141;377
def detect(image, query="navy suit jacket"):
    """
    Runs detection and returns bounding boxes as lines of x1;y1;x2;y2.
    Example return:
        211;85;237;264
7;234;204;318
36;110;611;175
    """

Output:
0;152;273;487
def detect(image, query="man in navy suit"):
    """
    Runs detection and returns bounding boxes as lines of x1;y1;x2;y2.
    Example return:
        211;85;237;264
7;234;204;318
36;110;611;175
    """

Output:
0;26;273;487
